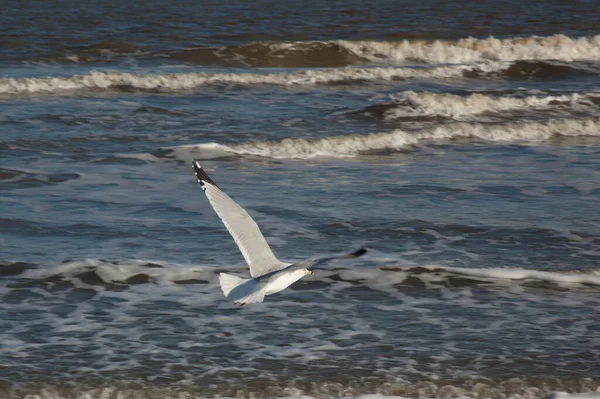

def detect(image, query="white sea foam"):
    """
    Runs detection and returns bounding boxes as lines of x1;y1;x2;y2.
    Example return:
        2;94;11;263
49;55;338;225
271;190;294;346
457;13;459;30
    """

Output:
163;142;234;161
17;257;600;288
0;64;491;95
312;264;600;295
406;264;600;286
338;34;600;64
549;393;600;399
165;118;600;160
3;258;599;398
20;258;222;289
4;391;590;399
384;91;596;119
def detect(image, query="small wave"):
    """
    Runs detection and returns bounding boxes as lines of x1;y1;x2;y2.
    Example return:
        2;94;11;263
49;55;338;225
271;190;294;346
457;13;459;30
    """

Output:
3;58;596;96
173;41;369;67
0;167;24;181
0;261;34;276
16;259;220;290
11;257;600;292
0;168;80;190
493;60;600;80
0;62;599;96
0;66;482;96
15;35;600;68
161;118;600;160
379;91;598;120
176;35;600;67
372;264;600;288
16;40;152;65
290;263;600;293
338;34;600;64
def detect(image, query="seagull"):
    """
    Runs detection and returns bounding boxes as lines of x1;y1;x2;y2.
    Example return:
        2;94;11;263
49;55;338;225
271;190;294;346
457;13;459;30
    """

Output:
192;160;366;306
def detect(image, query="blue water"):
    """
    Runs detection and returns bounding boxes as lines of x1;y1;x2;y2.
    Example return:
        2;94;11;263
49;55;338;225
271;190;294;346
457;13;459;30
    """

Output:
2;2;600;398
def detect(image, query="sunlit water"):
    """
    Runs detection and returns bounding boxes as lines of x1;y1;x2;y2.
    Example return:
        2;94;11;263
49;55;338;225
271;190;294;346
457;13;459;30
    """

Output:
1;1;600;398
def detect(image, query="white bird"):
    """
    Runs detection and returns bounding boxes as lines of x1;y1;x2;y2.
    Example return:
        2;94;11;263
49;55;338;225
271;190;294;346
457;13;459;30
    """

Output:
192;160;366;306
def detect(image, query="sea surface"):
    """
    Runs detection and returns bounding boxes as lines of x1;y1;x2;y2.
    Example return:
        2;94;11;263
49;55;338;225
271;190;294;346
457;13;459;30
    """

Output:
1;1;600;398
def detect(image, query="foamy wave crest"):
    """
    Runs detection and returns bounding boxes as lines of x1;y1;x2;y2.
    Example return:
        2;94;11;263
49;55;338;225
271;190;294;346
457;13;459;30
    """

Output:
0;66;479;95
384;91;596;119
165;118;600;160
13;258;600;290
362;264;600;288
339;34;600;64
176;36;600;67
25;35;600;68
19;258;221;290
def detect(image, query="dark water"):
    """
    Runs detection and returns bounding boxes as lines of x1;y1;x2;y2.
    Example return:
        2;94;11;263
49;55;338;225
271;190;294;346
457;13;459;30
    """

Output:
2;1;600;399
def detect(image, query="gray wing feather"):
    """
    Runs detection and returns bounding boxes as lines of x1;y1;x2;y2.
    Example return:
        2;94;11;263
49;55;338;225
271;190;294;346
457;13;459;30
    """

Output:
193;161;289;277
296;247;368;270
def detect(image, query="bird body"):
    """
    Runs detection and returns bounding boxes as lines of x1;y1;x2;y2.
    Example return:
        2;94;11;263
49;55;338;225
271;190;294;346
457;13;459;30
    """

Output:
192;160;364;306
220;266;311;305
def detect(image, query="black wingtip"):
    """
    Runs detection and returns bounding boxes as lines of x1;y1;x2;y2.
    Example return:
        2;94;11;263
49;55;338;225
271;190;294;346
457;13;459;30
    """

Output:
351;247;368;258
336;247;368;260
192;159;220;189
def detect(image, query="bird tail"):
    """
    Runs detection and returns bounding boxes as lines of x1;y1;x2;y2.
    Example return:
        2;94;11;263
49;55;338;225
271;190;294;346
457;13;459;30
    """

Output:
219;273;266;305
219;273;249;297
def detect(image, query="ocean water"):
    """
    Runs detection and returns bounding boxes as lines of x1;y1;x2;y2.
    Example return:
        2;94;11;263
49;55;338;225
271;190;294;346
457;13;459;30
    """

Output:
1;1;600;398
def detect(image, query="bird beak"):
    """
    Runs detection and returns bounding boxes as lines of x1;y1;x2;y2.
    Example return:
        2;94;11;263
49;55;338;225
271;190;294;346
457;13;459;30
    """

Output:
306;270;313;275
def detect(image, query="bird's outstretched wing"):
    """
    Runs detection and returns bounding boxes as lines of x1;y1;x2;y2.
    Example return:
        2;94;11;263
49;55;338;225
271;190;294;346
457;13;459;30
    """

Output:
192;161;290;277
296;247;368;270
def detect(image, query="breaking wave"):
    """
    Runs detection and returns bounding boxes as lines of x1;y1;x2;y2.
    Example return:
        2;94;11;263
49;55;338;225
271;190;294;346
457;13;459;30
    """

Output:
339;34;600;64
0;65;483;96
197;35;600;66
165;34;600;66
3;62;598;98
2;60;599;97
374;91;600;120
5;257;600;291
31;34;600;68
161;118;600;160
